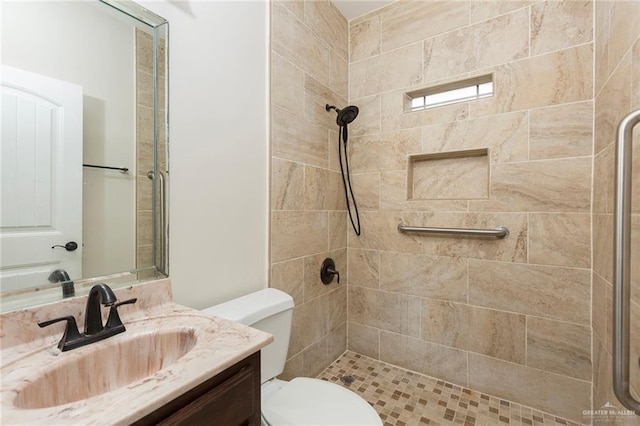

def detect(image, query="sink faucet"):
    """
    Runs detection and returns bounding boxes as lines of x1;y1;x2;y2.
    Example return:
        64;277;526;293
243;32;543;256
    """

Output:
38;283;137;351
48;268;75;298
84;283;117;335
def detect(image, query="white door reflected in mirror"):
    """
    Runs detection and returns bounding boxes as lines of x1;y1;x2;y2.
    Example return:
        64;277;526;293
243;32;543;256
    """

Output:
0;65;83;292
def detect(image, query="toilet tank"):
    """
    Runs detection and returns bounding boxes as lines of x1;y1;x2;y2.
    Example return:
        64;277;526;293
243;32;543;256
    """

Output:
202;288;294;384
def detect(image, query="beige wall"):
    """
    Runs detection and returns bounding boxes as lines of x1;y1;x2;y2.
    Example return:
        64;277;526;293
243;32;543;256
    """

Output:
269;0;349;378
592;0;640;412
346;1;595;421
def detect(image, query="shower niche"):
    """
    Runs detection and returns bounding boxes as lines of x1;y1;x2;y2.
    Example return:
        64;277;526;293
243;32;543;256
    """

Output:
407;148;489;200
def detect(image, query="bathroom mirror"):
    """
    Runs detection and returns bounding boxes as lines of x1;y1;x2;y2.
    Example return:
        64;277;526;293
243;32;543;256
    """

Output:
0;0;169;312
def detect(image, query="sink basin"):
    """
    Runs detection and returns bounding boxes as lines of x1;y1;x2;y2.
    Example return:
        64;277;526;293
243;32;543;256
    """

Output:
14;328;197;409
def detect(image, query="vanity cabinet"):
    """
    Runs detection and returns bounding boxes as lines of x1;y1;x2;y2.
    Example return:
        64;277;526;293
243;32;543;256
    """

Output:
133;351;261;426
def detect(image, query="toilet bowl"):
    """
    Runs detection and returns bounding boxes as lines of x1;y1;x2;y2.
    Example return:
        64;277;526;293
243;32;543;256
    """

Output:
203;288;382;426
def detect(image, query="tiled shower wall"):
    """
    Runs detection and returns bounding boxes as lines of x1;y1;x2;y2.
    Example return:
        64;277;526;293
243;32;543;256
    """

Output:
346;2;594;421
592;0;640;410
269;1;350;378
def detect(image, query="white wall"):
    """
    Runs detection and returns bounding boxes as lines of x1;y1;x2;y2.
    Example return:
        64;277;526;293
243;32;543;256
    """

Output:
1;1;136;280
140;0;270;308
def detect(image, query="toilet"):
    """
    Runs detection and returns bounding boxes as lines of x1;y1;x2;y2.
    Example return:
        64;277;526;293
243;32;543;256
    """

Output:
202;288;382;426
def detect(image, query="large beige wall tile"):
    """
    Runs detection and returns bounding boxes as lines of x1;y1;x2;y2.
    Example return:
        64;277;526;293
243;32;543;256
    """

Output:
303;166;343;211
382;89;469;132
303;249;346;302
271;258;304;305
380;331;468;387
272;3;329;86
633;38;640;108
529;101;594;160
328;211;346;250
469;157;592;213
350;43;422;99
607;0;640;76
593;213;614;283
468;354;591;422
304;74;347;128
272;106;328;168
380;1;469;52
347;321;379;359
272;158;304;210
271;211;328;262
530;1;593;56
328;286;347;331
422;111;528;164
348;286;420;337
526;317;591;381
349;211;422;253
529;213;591;268
631;300;640;394
594;1;612;94
288;296;328;357
348;95;381;137
271;52;304;113
470;44;593;117
348;248;379;288
349;129;421;173
469;260;591;324
470;1;533;24
421;299;526;363
304;0;347;60
592;272;609;352
275;0;303;20
423;9;529;83
592;333;617;412
303;323;347;377
351;173;380;211
329;50;348;99
594;51;632;155
379;171;469;212
593;143;614;214
350;15;380;63
380;252;467;302
419;212;528;263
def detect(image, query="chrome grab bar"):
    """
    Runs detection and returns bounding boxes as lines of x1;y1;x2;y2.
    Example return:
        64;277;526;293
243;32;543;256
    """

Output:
613;108;640;413
397;224;509;239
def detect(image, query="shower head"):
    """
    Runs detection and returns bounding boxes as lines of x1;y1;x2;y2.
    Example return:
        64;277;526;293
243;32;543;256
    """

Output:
326;104;359;126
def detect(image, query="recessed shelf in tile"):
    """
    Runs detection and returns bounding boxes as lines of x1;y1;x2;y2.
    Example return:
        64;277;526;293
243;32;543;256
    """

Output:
407;148;489;200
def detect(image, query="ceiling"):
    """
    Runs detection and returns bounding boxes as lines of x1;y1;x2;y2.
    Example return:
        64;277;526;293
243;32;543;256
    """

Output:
332;0;395;21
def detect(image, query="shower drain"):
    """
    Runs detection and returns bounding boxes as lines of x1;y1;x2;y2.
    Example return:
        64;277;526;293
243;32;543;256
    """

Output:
340;375;355;385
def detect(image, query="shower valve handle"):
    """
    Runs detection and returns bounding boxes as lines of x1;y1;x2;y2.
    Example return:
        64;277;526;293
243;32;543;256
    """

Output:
320;258;340;285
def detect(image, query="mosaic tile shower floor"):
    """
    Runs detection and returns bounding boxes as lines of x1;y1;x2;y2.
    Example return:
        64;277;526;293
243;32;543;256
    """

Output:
317;351;584;426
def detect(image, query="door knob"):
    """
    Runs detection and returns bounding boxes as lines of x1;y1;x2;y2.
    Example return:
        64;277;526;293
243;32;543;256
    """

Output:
52;241;78;251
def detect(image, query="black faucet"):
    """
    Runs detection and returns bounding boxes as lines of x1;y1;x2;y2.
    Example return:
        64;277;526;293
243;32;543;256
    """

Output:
84;283;117;335
38;283;137;351
48;268;75;298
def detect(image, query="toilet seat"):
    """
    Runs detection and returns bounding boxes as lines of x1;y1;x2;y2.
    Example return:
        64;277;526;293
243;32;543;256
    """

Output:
262;377;382;426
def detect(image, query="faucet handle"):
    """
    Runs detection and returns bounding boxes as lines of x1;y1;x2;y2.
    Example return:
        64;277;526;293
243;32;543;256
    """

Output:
38;316;82;351
106;298;137;329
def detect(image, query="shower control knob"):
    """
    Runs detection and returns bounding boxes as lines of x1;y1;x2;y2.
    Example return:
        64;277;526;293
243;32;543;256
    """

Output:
51;241;78;252
320;258;340;285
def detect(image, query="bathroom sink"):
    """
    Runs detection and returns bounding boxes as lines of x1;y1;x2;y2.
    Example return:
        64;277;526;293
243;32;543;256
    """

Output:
13;328;197;409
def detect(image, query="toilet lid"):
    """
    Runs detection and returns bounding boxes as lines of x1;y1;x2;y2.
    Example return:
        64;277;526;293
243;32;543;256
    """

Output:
262;378;382;426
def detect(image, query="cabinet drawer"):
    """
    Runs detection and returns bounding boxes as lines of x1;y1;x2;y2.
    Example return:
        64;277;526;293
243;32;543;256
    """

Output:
133;351;261;426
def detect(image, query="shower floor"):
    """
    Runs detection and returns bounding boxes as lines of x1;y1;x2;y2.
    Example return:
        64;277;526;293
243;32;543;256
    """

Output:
317;351;583;426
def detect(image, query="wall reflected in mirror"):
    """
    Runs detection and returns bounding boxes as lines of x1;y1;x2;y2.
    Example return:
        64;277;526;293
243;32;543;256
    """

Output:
0;0;168;311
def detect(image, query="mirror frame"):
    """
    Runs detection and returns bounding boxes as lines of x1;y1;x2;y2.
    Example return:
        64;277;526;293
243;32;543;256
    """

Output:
0;0;169;312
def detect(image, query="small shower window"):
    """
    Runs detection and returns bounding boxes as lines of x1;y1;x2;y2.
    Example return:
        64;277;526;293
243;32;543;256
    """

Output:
407;75;493;111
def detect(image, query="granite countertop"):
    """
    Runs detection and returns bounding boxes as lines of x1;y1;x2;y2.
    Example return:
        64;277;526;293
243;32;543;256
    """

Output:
0;279;272;425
